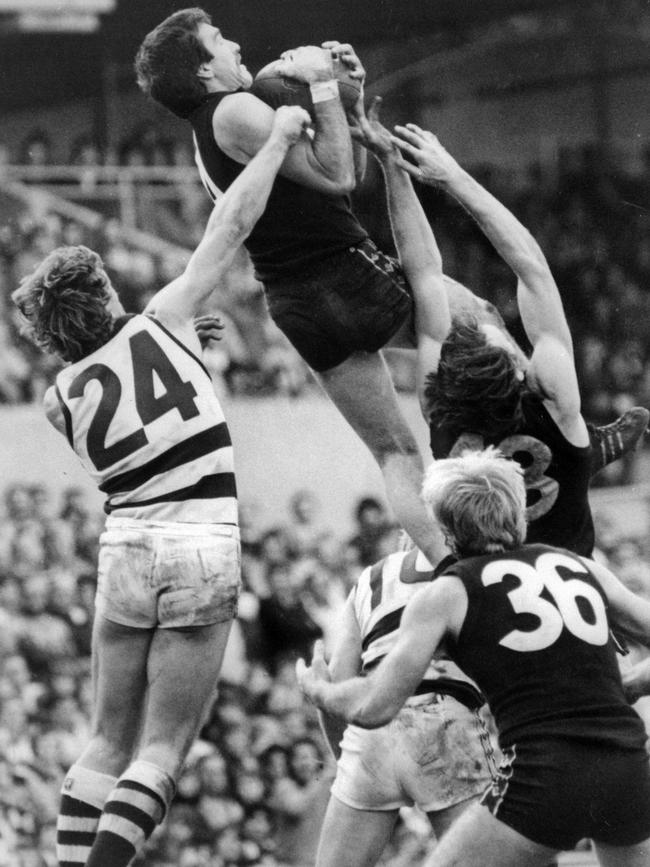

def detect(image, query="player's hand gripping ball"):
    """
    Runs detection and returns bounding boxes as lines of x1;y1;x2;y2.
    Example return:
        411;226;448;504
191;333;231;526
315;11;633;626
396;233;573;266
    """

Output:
252;49;362;115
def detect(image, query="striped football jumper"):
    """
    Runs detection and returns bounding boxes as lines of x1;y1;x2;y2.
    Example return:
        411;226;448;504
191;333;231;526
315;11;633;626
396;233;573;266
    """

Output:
54;314;236;524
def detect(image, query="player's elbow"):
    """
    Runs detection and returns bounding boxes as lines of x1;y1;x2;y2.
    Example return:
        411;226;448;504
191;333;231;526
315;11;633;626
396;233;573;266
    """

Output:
516;245;552;284
321;167;356;195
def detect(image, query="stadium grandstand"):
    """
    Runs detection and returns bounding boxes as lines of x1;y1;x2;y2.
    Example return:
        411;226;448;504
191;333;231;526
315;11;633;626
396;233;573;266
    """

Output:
1;1;650;865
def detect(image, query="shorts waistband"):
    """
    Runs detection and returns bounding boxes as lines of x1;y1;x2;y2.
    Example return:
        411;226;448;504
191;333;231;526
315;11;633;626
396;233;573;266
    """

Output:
404;691;451;708
104;516;240;540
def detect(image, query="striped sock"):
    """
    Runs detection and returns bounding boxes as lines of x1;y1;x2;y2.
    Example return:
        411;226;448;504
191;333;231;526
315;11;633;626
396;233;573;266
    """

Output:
56;765;117;867
85;760;175;867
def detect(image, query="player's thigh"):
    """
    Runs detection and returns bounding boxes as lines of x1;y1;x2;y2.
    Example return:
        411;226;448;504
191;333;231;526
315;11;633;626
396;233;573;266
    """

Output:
427;793;480;841
90;614;153;744
594;837;650;867
422;802;558;867
140;620;233;775
316;351;419;457
316;795;398;867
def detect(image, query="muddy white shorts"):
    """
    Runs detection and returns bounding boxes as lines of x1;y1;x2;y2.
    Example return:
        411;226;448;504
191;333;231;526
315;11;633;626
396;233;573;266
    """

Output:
331;692;496;812
96;517;241;629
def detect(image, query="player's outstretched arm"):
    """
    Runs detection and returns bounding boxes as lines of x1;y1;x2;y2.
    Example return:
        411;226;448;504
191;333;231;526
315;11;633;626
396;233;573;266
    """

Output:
214;45;355;195
356;100;450;412
391;124;583;425
585;557;650;648
297;579;465;728
317;591;363;759
391;127;572;347
146;105;310;325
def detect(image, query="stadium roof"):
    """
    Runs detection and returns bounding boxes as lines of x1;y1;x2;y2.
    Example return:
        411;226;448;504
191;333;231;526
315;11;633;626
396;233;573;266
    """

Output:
1;0;580;113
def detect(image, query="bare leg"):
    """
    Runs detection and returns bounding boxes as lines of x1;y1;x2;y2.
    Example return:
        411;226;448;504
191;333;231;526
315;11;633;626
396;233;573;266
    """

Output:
317;350;447;565
138;620;233;779
422;802;557;867
78;615;153;776
84;620;233;867
426;793;480;840
57;616;154;867
594;837;650;867
316;796;398;867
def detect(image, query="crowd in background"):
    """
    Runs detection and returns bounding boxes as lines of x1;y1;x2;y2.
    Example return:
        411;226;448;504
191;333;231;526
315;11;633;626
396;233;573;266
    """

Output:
0;480;649;866
0;128;649;436
0;483;428;867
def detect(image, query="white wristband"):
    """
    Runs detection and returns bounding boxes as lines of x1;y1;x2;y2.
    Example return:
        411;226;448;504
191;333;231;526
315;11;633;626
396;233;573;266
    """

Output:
309;80;340;103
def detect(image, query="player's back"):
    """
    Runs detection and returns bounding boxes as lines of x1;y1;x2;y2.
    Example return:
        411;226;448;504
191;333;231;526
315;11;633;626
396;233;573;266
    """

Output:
444;543;645;751
431;392;594;555
55;314;236;524
354;547;483;709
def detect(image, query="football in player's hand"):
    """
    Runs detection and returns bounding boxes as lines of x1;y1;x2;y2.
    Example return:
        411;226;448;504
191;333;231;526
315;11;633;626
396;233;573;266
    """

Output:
252;54;361;114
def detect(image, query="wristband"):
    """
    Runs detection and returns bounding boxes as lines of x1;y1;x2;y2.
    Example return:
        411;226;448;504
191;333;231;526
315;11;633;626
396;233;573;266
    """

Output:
309;80;339;103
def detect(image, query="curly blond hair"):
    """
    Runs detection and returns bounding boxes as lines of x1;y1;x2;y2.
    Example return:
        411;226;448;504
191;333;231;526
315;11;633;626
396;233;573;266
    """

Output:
12;246;115;363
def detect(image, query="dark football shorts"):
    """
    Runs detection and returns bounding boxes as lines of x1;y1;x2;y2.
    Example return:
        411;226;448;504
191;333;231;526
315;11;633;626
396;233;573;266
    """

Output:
264;238;414;372
481;737;650;850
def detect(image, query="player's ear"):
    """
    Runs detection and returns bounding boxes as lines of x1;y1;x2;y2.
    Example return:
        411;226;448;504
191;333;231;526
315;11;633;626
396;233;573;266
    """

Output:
196;63;213;81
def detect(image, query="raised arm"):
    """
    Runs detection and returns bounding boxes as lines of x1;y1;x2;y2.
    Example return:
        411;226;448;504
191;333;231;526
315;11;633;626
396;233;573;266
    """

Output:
322;41;368;185
146;105;310;327
391;124;585;426
355;101;450;412
214;45;355;195
297;578;466;728
392;125;572;350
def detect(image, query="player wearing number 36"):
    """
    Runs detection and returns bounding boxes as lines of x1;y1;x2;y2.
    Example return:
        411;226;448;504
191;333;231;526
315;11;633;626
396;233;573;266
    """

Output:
12;104;311;867
298;447;650;867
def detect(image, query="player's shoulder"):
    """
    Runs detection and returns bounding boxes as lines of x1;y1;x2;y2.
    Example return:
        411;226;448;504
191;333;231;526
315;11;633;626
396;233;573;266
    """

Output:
403;570;468;626
213;90;273;133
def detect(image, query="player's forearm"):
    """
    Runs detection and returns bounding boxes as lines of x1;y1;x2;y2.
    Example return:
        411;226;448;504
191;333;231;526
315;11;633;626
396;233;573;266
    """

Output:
381;156;449;342
310;95;355;190
382;156;443;281
207;135;290;243
308;675;396;729
443;166;549;285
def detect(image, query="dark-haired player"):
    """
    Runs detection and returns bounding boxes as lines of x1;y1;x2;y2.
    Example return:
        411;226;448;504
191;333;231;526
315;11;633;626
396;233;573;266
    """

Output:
135;11;644;564
299;447;650;867
384;119;648;556
12;104;310;867
134;8;509;567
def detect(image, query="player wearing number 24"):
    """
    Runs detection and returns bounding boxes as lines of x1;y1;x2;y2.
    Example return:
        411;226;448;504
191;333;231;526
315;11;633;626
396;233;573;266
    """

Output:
12;105;311;867
298;447;650;867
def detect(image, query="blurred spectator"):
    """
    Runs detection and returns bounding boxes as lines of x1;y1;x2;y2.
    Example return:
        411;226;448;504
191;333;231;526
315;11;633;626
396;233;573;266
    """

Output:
283;490;333;557
19;130;54;168
268;738;332;866
3;481;650;864
347;495;392;566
